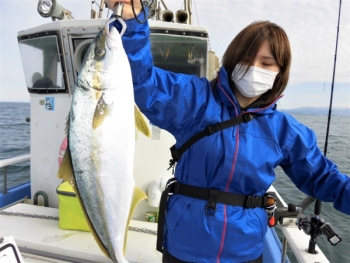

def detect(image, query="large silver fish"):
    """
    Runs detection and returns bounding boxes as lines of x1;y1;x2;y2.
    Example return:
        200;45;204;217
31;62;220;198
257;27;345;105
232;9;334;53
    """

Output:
58;25;148;263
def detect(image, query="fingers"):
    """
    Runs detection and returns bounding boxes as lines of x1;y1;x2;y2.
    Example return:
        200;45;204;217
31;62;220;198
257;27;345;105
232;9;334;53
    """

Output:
104;0;130;10
104;0;143;20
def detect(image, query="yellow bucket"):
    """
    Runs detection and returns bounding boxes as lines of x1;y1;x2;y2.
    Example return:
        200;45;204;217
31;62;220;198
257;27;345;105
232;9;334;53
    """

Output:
56;181;90;232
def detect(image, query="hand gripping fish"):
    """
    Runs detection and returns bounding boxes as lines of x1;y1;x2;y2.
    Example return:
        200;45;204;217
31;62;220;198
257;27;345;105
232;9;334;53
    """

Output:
58;23;149;263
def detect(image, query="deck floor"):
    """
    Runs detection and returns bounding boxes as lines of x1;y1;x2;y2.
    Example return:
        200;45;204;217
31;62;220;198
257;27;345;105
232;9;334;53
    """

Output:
0;203;161;263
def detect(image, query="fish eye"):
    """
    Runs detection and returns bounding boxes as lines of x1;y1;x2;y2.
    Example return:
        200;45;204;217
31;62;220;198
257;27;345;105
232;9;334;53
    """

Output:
95;48;105;57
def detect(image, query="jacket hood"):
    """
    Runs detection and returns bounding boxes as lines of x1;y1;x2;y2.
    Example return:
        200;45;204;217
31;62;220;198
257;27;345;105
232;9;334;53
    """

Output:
215;67;282;115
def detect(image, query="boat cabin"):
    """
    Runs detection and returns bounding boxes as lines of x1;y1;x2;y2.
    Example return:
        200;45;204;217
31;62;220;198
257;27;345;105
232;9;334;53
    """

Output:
17;18;218;218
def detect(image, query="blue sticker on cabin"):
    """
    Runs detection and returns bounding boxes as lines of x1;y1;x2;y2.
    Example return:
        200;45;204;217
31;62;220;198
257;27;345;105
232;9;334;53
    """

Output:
45;97;54;111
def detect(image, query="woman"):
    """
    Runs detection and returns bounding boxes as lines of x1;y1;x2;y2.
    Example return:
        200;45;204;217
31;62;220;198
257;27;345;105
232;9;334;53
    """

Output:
105;1;350;262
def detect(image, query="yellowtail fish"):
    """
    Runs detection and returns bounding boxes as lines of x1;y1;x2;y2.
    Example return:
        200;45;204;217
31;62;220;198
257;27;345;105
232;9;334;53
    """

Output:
58;25;149;263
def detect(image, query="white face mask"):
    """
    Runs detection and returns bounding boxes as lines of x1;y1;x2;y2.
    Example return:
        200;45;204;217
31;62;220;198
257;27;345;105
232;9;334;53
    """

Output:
231;65;279;98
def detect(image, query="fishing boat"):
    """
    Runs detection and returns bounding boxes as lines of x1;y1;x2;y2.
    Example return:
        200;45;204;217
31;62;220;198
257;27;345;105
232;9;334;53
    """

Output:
0;1;342;262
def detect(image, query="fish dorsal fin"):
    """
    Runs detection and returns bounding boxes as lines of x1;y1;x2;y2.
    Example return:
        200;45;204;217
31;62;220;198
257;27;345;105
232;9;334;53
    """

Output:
123;185;148;255
134;104;151;138
58;112;73;182
57;146;75;185
64;112;70;135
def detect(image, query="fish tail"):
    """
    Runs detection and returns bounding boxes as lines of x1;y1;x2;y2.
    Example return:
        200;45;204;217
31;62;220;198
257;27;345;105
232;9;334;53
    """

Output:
134;104;151;138
123;185;147;255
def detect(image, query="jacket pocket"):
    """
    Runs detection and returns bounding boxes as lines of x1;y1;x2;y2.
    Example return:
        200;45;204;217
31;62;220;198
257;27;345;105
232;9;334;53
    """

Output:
166;195;195;233
252;208;268;239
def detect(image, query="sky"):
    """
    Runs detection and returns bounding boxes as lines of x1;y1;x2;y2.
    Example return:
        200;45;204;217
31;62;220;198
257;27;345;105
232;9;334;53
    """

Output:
0;0;349;109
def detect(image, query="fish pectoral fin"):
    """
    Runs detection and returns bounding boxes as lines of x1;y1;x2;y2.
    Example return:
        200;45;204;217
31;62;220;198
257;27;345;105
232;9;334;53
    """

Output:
123;185;147;255
57;145;75;187
134;104;151;138
93;92;111;129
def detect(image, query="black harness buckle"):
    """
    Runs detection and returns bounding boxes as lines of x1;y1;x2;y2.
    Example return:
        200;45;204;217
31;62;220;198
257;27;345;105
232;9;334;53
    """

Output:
205;125;215;135
205;189;219;216
166;178;179;195
242;114;253;122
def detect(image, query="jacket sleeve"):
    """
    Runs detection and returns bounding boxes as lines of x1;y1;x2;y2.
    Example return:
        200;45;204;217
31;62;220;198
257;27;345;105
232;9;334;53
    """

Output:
112;11;214;142
279;115;350;215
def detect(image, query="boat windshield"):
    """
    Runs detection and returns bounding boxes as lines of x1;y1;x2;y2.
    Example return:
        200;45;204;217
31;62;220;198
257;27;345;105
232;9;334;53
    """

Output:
18;35;65;93
150;34;208;77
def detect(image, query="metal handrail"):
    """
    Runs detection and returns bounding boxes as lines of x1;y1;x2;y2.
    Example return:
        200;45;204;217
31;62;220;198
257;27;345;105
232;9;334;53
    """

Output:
0;154;30;194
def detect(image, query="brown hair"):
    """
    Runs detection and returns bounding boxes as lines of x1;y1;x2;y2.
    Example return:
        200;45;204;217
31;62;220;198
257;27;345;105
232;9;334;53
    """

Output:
222;21;291;105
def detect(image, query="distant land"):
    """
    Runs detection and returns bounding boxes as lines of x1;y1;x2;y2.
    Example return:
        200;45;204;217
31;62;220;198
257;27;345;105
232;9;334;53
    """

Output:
279;107;350;117
0;102;349;116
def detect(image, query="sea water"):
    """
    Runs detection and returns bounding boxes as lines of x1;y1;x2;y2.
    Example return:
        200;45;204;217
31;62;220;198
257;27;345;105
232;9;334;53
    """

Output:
273;114;350;263
0;102;30;189
0;102;349;262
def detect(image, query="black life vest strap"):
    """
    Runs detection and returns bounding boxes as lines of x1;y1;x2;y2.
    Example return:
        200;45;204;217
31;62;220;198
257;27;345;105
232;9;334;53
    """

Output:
168;113;255;170
156;179;274;253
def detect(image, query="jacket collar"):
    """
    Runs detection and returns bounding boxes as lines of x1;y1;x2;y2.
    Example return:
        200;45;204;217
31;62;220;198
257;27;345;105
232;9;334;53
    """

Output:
214;67;282;115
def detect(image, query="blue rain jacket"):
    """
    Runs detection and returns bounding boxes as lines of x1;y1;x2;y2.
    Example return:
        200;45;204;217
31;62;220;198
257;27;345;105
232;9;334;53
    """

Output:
113;11;350;263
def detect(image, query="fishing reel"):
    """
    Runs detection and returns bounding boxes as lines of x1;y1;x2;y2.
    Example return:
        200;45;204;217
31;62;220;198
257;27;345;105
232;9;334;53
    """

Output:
296;214;342;246
271;197;342;254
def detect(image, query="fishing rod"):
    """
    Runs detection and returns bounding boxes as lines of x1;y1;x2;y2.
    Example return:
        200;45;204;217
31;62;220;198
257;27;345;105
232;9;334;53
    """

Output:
299;0;343;254
273;0;344;255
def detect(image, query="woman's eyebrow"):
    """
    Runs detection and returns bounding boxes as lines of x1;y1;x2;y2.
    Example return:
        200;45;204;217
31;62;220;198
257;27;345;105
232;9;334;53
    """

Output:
262;56;276;60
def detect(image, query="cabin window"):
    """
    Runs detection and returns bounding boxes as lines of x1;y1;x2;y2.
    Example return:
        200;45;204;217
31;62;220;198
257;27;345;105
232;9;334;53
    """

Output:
18;34;66;93
150;34;208;77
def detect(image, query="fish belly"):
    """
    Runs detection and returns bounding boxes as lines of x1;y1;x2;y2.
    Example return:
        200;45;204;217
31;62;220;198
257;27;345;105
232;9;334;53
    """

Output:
70;82;135;262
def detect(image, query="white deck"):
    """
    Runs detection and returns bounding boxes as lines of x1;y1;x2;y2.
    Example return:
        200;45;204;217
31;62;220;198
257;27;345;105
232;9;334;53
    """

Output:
0;204;162;263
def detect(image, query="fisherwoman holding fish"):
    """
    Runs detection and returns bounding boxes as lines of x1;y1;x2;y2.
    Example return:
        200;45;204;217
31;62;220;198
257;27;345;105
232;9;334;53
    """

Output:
105;1;350;262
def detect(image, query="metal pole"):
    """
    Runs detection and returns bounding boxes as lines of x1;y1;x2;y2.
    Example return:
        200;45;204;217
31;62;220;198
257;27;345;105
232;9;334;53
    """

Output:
160;0;169;10
184;0;192;25
91;0;95;18
281;237;288;263
188;0;192;25
99;0;105;18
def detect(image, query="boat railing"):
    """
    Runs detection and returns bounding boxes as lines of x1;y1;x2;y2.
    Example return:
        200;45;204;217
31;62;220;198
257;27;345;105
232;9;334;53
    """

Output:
0;155;332;263
0;154;30;195
271;186;331;263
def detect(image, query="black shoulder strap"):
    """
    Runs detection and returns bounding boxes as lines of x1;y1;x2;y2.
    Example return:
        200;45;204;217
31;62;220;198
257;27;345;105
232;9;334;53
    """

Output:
168;113;255;170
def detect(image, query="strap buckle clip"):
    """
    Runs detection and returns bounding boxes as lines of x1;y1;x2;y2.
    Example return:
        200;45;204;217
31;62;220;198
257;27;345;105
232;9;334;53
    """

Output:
242;114;253;122
205;125;215;135
166;178;179;196
205;189;219;216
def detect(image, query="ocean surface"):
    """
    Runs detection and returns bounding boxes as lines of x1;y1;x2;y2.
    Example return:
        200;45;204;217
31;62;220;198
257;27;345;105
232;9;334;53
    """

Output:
0;101;349;262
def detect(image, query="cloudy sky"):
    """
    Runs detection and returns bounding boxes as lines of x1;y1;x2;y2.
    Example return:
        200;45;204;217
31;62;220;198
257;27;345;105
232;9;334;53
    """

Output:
0;0;349;109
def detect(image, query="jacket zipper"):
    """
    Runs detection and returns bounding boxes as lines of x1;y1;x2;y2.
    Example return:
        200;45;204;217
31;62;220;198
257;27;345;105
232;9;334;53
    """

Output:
214;77;281;262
